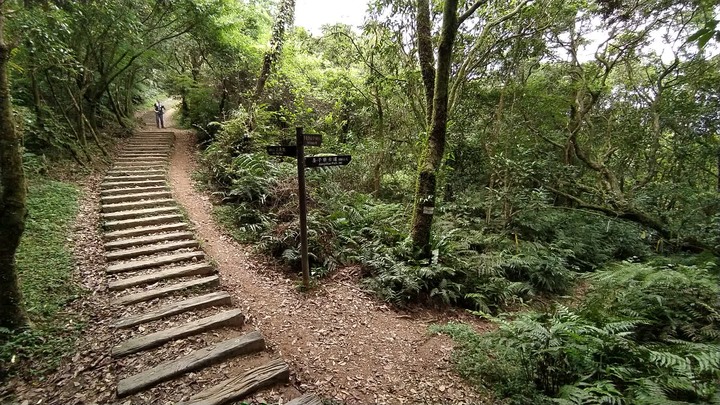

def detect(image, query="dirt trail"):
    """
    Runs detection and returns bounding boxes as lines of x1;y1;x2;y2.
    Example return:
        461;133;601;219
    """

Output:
164;110;488;404
2;104;488;405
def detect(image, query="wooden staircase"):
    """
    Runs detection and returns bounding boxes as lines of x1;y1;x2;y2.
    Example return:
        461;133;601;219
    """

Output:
102;131;321;405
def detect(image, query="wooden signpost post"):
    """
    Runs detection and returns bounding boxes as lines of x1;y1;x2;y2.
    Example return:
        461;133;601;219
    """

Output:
266;127;351;289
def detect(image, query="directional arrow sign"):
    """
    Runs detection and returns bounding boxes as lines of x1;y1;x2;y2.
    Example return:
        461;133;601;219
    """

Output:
303;134;322;147
266;145;297;157
305;155;351;168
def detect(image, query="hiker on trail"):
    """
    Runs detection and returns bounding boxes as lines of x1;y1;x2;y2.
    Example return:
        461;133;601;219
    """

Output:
154;100;166;128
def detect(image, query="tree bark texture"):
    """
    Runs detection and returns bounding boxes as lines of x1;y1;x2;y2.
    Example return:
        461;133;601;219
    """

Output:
0;6;29;330
416;0;435;128
253;0;295;102
410;0;459;257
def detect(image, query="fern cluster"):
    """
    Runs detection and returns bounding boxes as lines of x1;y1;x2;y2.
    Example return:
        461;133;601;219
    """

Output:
435;260;720;404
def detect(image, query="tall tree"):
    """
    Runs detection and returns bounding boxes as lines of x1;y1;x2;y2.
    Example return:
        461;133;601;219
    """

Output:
410;0;482;256
0;0;29;330
254;0;295;101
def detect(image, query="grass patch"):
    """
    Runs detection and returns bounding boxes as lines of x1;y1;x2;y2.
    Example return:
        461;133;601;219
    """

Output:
0;177;82;379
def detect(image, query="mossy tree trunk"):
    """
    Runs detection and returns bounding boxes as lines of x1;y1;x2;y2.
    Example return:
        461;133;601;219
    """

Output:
416;0;435;129
253;0;295;102
410;0;460;257
0;2;29;330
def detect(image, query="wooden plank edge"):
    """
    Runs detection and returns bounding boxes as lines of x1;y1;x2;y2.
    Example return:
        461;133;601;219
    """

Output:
110;309;244;358
111;275;220;306
287;394;324;405
113;291;231;328
116;331;265;397
178;358;289;405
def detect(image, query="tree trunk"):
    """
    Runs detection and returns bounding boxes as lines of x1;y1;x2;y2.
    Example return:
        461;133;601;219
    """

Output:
0;6;29;330
410;0;459;257
372;88;385;194
106;88;127;128
416;0;435;128
717;146;720;193
253;0;295;102
218;80;228;119
29;67;42;126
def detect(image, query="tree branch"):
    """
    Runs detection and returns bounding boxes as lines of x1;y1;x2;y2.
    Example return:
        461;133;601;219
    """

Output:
458;0;485;26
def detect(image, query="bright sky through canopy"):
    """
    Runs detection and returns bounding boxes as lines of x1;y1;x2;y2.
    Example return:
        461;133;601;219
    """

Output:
295;0;369;35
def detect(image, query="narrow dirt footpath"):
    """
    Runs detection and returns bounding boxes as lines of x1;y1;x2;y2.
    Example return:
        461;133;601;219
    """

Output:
166;117;488;404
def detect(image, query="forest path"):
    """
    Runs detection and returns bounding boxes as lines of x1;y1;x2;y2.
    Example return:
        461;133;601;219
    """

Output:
94;108;317;404
162;106;488;404
4;104;484;405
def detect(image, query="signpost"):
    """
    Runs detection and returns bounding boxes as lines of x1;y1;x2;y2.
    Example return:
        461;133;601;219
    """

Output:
266;145;297;157
266;127;351;289
305;155;351;168
303;133;322;146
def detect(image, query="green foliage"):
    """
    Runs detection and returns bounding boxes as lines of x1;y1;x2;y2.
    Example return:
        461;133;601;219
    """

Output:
16;178;80;318
583;261;720;343
1;177;82;378
436;260;720;404
513;209;652;271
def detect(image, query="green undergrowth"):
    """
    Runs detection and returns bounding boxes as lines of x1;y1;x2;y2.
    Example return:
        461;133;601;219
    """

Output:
0;176;82;379
197;122;657;311
433;259;720;404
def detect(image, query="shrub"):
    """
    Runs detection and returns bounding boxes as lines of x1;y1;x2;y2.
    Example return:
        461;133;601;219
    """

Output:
582;261;720;343
436;307;720;404
513;208;651;271
435;260;720;404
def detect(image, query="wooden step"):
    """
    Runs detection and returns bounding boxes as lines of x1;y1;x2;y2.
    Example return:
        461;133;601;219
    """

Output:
112;275;220;305
102;191;173;205
116;155;169;160
120;148;169;153
108;263;215;291
126;139;172;143
104;174;166;183
107;250;205;274
106;169;166;177
101;180;166;190
104;214;183;231
104;222;187;240
287;394;323;405
114;156;167;160
102;199;176;214
106;239;198;261
103;206;179;221
112;161;167;170
113;162;167;168
114;291;232;328
105;231;194;250
112;163;166;169
106;163;165;168
113;157;167;163
178;359;289;405
101;186;168;197
115;158;168;163
124;144;171;148
117;152;168;156
111;309;244;358
117;331;265;397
